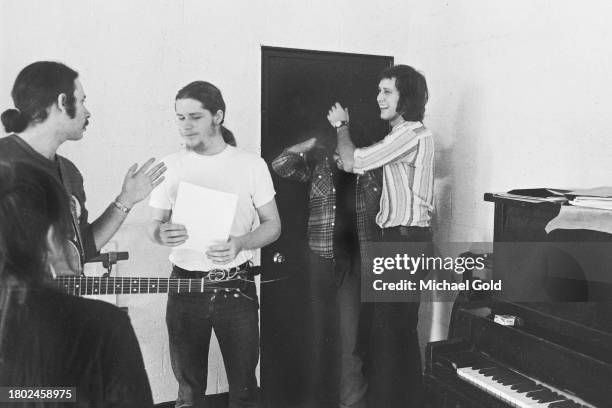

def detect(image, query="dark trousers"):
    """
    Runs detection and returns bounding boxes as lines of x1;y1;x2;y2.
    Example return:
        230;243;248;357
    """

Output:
307;253;366;408
166;266;260;408
361;226;432;408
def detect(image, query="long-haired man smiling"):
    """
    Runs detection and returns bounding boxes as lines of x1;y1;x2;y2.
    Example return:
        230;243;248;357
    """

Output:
327;64;434;408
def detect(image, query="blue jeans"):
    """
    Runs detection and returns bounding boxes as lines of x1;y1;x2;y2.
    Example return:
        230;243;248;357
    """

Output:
360;226;432;408
166;266;260;408
307;253;366;408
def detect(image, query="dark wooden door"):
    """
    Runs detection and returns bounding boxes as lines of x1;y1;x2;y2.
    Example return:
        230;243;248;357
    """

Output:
260;46;392;408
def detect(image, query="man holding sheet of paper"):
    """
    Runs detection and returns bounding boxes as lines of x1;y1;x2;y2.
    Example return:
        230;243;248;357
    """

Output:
148;81;280;408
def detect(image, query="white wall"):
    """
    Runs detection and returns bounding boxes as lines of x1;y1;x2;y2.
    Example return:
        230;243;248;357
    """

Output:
400;0;612;243
3;0;612;402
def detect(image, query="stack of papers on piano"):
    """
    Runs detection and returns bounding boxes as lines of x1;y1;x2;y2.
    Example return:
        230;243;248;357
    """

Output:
567;186;612;210
499;188;570;203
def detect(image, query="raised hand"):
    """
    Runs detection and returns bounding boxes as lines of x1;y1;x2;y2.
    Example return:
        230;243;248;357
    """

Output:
118;158;166;207
327;102;350;127
287;137;317;154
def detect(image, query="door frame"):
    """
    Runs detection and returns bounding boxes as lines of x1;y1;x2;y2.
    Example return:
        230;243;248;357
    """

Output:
259;46;393;407
261;45;394;159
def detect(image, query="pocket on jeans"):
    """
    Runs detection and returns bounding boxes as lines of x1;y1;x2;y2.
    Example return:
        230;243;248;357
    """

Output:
238;291;260;306
236;281;259;305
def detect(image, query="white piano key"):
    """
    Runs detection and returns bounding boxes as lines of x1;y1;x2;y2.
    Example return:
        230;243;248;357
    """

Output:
457;366;573;408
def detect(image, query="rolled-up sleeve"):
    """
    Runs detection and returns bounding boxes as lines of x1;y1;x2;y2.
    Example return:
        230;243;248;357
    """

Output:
271;150;311;182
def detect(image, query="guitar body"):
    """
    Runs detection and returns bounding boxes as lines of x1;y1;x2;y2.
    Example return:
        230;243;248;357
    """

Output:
50;240;84;277
50;242;118;304
55;156;86;277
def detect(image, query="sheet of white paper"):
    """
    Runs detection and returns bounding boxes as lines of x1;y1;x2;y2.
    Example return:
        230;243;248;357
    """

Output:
172;181;238;255
568;186;612;197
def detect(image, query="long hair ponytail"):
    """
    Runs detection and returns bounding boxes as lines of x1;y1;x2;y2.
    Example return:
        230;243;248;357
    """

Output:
176;81;236;146
1;61;78;133
220;125;236;147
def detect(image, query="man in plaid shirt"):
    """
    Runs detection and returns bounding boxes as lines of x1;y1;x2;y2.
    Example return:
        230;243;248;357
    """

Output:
272;129;382;408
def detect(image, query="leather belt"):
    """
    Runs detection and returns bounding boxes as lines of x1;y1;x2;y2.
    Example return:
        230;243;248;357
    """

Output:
172;261;251;281
383;225;431;236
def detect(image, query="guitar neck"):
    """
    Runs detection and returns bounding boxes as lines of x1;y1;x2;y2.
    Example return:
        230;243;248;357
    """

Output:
52;276;222;296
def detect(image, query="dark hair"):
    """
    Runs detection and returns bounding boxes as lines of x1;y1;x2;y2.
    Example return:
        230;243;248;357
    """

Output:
0;161;73;363
0;161;72;285
1;61;79;133
175;81;236;146
379;64;428;122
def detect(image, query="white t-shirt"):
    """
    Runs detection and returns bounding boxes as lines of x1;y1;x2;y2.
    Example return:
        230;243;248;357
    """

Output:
149;145;276;271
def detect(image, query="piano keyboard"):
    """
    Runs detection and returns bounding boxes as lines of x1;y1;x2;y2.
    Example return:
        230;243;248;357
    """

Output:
449;352;596;408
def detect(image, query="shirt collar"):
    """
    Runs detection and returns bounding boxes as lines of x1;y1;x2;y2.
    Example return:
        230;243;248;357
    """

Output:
392;120;422;132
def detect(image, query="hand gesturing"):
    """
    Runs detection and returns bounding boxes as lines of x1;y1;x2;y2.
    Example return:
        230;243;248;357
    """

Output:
119;158;166;207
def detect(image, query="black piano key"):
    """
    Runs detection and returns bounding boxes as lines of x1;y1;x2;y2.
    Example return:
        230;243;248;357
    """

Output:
491;373;514;382
491;368;517;378
548;401;581;408
498;375;529;386
491;368;521;379
510;379;537;389
538;392;566;403
512;382;543;392
527;389;563;403
491;372;518;382
549;392;567;401
526;388;551;398
478;367;501;376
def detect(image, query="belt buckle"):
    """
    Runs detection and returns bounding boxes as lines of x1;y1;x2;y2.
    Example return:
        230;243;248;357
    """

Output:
208;269;227;281
207;262;250;282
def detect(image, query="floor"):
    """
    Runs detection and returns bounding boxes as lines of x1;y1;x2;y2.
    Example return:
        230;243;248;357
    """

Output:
155;393;228;408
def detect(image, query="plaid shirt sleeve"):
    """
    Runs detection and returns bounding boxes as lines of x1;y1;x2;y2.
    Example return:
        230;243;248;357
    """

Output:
271;149;311;182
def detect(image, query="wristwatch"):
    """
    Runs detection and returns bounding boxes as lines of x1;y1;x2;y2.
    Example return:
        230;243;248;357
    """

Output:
333;120;349;129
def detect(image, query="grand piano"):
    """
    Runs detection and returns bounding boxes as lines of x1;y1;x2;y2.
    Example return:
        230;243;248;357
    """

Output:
425;193;612;408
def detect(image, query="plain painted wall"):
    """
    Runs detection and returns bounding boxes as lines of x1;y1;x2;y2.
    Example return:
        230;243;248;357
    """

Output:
3;0;612;402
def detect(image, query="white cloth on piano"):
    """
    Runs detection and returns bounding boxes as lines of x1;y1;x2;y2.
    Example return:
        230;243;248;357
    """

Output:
545;205;612;235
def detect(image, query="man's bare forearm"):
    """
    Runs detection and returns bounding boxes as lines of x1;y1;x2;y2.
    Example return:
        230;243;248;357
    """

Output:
336;126;356;172
91;200;130;251
235;218;281;251
91;159;167;251
147;219;164;245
